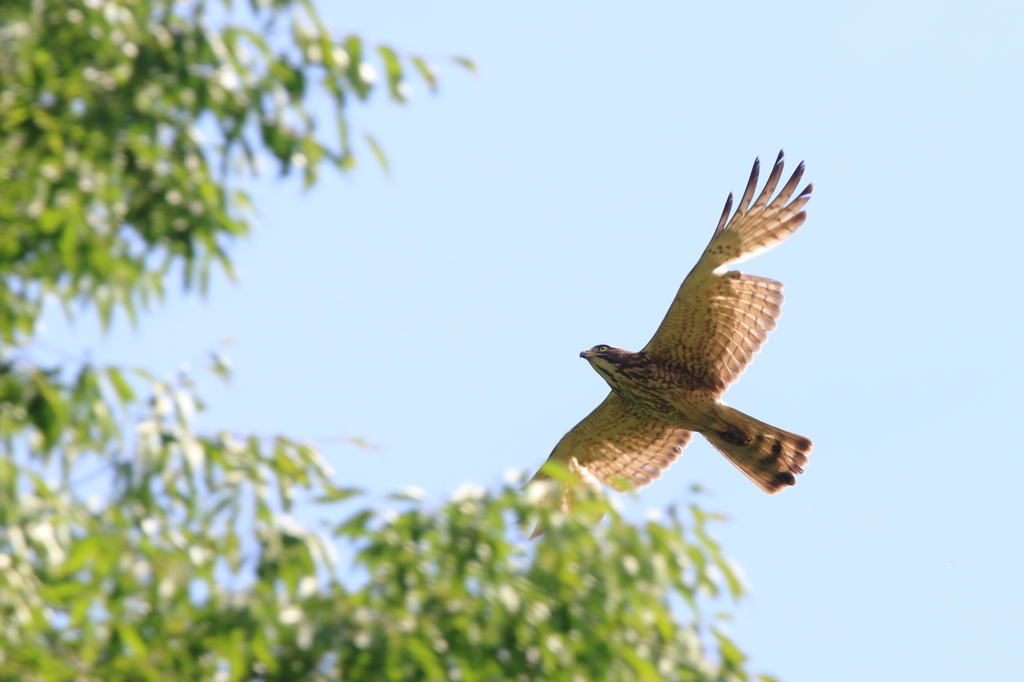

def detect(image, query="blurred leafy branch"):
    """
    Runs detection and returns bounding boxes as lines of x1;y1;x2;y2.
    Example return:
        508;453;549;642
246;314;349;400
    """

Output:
0;1;778;680
0;358;756;680
0;0;469;339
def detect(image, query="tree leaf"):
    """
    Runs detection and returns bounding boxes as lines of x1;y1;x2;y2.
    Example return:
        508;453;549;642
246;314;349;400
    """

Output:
410;56;438;92
314;486;363;503
333;509;375;538
377;45;405;102
363;133;390;176
105;367;136;406
451;55;478;73
116;624;149;658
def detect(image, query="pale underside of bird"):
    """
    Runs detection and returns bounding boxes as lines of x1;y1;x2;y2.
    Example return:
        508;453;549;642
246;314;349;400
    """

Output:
528;151;813;534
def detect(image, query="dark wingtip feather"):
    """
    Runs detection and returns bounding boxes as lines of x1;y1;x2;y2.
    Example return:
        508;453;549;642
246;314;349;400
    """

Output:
736;157;761;213
714;192;734;235
768;160;807;207
753;151;787;210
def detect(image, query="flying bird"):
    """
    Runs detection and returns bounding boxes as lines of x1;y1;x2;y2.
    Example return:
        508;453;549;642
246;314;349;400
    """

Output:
529;152;812;529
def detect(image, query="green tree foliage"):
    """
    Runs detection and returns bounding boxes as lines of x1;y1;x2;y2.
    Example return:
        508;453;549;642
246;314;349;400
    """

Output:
0;2;776;680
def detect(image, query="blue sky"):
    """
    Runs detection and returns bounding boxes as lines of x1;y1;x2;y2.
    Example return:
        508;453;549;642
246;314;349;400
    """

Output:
45;1;1024;680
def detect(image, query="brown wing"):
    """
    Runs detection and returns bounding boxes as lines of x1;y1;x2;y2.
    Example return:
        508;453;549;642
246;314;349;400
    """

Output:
642;151;811;393
532;392;693;491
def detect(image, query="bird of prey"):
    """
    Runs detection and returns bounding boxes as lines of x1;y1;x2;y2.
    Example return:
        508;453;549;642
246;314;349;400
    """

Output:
529;151;812;525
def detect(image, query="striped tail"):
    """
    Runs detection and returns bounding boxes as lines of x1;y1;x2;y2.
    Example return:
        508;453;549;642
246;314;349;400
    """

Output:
703;406;812;493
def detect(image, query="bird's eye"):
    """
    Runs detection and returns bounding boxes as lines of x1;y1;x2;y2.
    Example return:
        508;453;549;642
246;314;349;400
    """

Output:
597;345;609;352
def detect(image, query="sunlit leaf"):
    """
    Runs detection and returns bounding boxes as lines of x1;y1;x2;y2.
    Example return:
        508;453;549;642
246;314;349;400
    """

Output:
333;509;375;538
208;351;233;382
363;133;390;176
346;436;379;451
116;624;149;658
377;45;405;102
410;56;438;92
105;367;136;406
451;55;478;73
314;486;363;503
712;627;748;668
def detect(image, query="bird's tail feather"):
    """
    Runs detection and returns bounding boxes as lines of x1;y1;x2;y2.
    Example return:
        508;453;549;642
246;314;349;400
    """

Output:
704;406;811;494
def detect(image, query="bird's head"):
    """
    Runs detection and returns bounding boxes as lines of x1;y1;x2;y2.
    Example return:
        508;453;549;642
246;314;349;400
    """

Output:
580;344;620;362
580;345;644;386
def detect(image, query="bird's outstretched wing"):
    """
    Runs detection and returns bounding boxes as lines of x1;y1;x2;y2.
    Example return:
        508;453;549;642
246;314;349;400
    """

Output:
642;151;812;393
531;392;693;491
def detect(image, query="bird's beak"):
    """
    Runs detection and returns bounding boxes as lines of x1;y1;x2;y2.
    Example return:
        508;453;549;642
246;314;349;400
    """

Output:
580;350;593;359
